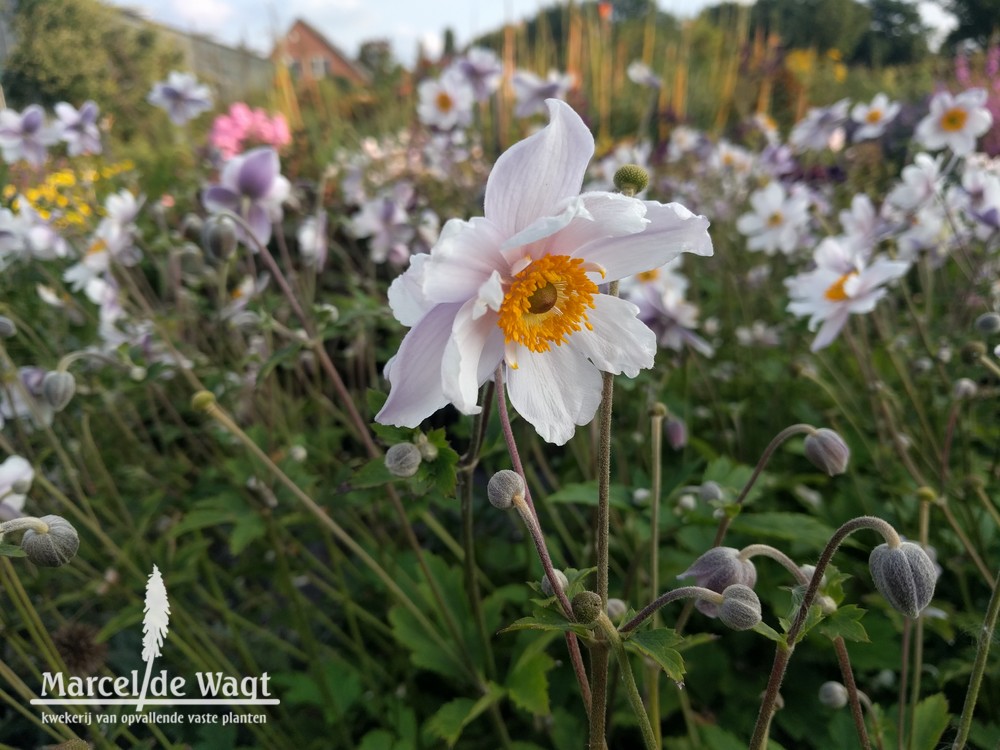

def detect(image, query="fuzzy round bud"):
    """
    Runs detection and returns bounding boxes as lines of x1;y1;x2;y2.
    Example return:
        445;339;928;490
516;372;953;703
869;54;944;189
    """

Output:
962;341;987;363
487;470;524;509
289;445;308;462
42;370;76;412
21;515;80;567
952;378;978;400
129;366;147;382
804;428;850;476
974;312;1000;334
414;434;438;461
665;416;688;450
385;443;422;478
202;215;238;260
818;681;848;709
613;164;650;195
718;584;762;630
540;569;569;597
678;547;757;617
607;598;628;619
869;541;937;618
698;481;723;503
190;390;216;412
572;591;603;624
0;316;16;339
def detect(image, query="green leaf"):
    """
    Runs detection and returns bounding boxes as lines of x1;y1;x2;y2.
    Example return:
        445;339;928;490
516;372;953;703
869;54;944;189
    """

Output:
546;481;631;509
910;694;950;750
625;628;685;682
728;512;836;548
425;683;505;748
499;608;591;637
352;456;395;488
229;513;266;555
752;620;785;643
699;724;754;750
818;605;870;643
779;604;825;644
0;542;26;558
388;604;467;682
506;646;556;716
366;389;388;414
357;730;395;750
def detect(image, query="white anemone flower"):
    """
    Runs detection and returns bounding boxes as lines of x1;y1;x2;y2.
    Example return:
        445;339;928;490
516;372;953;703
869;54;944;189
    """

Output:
785;238;909;351
915;88;994;157
851;93;900;141
736;181;811;256
0;455;34;514
417;68;474;130
375;100;713;444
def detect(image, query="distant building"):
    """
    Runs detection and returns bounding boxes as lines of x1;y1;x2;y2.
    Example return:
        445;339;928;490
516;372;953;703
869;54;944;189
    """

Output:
274;19;370;87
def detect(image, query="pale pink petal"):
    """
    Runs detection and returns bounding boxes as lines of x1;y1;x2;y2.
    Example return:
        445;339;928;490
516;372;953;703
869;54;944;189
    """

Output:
441;300;505;414
376;303;461;427
568;295;655;377
573;201;712;280
505;344;602;445
811;307;851;351
388;253;433;326
422;217;507;304
484;99;594;236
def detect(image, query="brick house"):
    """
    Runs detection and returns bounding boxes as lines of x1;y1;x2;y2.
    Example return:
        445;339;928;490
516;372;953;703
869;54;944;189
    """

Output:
274;19;370;87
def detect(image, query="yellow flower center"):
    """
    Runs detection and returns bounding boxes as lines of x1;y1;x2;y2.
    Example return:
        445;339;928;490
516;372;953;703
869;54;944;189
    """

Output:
637;269;660;282
767;211;784;228
940;107;968;133
865;109;883;124
824;271;858;301
497;254;599;354
436;91;454;113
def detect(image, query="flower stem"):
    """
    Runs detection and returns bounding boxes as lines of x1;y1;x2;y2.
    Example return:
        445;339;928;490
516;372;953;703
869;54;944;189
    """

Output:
950;567;1000;749
648;406;665;749
833;635;871;750
596;615;656;750
620;586;724;634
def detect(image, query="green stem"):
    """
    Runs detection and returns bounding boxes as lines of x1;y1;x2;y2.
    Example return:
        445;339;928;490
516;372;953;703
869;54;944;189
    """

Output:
834;636;871;750
648;406;665;749
951;568;1000;749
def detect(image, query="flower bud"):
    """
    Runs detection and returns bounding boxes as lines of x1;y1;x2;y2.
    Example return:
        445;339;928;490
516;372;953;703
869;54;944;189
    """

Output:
21;515;80;567
190;390;216;412
385;443;421;478
718;584;761;630
698;481;723;503
180;213;204;243
962;341;987;363
487;470;524;509
572;591;603;624
129;366;147;382
414;434;438;461
0;316;16;339
818;681;848;709
649;402;668;418
202;215;238;260
974;312;1000;334
678;547;757;617
804;428;850;476
607;598;628;619
952;378;978;400
665;416;687;450
613;164;650;196
869;541;937;618
540;569;569;597
42;370;76;412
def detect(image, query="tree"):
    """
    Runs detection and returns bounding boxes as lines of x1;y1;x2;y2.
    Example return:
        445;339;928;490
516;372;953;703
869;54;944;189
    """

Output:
2;0;178;140
743;0;872;58
939;0;1000;48
852;0;930;66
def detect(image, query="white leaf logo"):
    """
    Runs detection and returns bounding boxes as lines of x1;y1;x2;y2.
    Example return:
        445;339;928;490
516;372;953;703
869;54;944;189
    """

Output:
136;565;170;711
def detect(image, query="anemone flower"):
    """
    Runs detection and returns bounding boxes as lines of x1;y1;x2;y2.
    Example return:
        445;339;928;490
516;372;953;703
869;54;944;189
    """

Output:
375;100;712;444
915;88;994;157
202;147;290;247
148;72;214;125
0;105;57;167
54;101;102;156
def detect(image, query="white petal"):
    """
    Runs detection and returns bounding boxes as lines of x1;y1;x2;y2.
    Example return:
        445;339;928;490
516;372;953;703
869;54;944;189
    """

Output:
484;99;594;236
501;195;591;254
568;295;655;377
376;303;460;427
387;253;433;326
441;300;506;414
505;345;602;445
422;217;506;305
573;201;712;280
811;307;850;351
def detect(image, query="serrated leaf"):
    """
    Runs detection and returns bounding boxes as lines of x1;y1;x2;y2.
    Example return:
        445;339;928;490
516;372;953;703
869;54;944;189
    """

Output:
625;628;685;682
0;542;26;557
506;649;555;716
230;513;266;555
818;605;870;643
352;456;395;488
425;683;505;748
388;604;467;682
910;694;950;750
499;608;591;637
752;620;785;643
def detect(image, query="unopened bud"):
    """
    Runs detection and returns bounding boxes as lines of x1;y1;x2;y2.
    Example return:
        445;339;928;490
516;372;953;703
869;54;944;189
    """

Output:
962;341;987;363
665;416;687;450
952;378;978;400
487;470;524;509
202;215;238;260
572;591;603;624
385;443;421;478
607;598;628;619
414;434;438;461
974;312;1000;334
678;547;757;617
191;390;216;412
869;541;937;618
818;681;848;709
804;428;850;476
129;366;147;382
0;316;16;338
613;164;650;196
42;370;76;412
180;213;204;243
649;402;668;418
540;569;569;597
718;584;761;630
21;515;80;567
699;481;723;503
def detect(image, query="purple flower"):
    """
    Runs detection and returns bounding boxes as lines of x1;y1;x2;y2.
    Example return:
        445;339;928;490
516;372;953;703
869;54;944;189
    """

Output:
450;47;503;102
512;70;574;118
54;101;102;156
202;147;290;247
0;105;57;167
148;71;214;125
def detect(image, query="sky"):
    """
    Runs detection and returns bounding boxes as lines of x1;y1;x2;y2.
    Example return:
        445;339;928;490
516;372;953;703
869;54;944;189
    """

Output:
108;0;956;66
